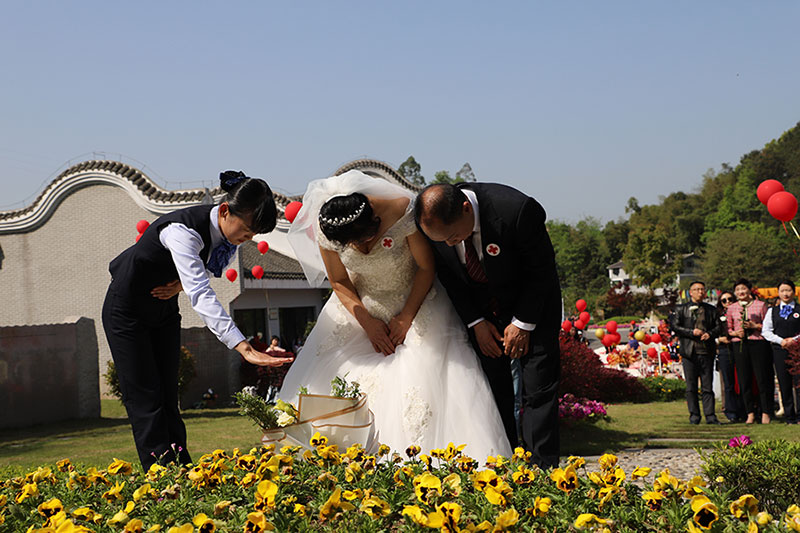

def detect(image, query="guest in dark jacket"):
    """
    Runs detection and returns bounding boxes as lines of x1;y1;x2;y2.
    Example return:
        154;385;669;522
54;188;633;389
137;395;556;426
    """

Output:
761;279;800;424
669;280;723;424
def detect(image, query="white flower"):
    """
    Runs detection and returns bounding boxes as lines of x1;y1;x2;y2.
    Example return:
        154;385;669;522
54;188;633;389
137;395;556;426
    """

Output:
241;386;258;396
276;411;296;427
689;305;699;312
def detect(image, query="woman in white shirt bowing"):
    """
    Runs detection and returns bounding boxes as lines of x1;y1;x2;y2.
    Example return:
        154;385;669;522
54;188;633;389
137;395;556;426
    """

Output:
102;170;292;470
761;279;800;424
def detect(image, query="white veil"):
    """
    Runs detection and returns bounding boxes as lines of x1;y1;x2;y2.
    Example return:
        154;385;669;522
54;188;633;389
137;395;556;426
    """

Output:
288;170;416;287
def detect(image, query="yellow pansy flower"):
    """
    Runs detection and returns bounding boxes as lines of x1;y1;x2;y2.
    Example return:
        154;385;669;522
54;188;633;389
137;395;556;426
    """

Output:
587;471;605;486
360;496;391;518
690;495;719;530
124;519;145;533
574;513;608;529
38;498;64;519
598;454;618;471
51;518;91;532
344;463;363;483
550;464;578;493
443;472;462;495
317;445;342;463
243;512;275;532
102;482;126;502
443;442;467;461
133;483;152;502
514;447;533;463
45;509;67;528
511;466;535;485
494;507;519;530
567;455;586;468
684;476;707;497
146;464;167;481
526;496;551;517
0;494;6;506
146;525;161;532
786;511;800;532
254;480;278;511
406;444;421;457
71;507;96;522
413;472;442;504
465;520;493;532
236;454;258;471
86;467;109;485
456;456;478;474
343;488;364;501
212;500;231;517
293;503;307;516
437;501;462;531
319;487;356;521
631;466;651;479
310;432;328;447
56;459;72;473
755;511;772;525
642;491;665;511
472;470;499;491
16;482;38;503
484;479;513;506
653;469;681;495
602;467;625;486
192;513;215;533
730;494;759;519
108;458;133;476
393;466;414;486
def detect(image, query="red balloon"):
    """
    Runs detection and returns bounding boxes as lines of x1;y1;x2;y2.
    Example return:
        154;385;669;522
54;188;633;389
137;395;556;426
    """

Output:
257;241;269;254
602;336;613;347
767;191;798;222
284;201;303;223
225;268;238;282
647;347;658;358
252;265;264;279
135;233;143;243
606;320;618;334
643;334;652;344
575;299;587;312
579;311;591;324
609;332;621;345
574;320;586;330
757;179;785;205
561;320;572;332
651;333;662;344
136;219;150;234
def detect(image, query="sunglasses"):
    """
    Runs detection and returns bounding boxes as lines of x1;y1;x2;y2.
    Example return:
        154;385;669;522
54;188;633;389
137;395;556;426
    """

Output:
720;297;734;303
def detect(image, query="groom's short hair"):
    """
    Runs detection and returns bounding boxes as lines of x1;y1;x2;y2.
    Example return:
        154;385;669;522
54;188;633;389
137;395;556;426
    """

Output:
415;184;468;227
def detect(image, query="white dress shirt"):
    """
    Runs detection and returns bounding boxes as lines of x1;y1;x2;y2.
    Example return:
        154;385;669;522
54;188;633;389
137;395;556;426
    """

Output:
761;301;800;345
159;205;246;350
458;189;536;333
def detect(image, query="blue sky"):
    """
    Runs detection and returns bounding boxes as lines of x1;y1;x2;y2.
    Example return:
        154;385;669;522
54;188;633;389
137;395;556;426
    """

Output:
1;2;799;222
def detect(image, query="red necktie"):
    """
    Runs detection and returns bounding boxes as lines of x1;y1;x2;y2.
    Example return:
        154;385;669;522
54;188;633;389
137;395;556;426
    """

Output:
464;235;488;283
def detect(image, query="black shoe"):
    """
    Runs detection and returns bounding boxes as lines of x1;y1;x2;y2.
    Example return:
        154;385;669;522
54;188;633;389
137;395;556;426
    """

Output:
706;418;721;425
690;418;701;425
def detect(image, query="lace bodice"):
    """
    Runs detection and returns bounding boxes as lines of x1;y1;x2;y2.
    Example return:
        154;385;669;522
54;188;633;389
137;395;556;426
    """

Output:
319;206;419;322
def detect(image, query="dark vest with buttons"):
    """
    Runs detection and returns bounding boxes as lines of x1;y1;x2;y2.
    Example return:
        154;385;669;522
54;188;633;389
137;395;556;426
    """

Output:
109;205;215;304
770;304;800;339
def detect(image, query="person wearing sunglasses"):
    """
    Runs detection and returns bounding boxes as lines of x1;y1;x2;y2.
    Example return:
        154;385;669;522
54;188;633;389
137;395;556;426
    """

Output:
716;291;746;423
760;279;800;424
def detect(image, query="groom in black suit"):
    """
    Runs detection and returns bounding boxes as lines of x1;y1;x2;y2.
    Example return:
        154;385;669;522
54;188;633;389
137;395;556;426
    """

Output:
415;182;562;468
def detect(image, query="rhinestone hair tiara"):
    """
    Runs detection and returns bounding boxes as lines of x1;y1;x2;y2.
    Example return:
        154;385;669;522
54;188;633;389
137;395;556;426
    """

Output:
319;201;366;227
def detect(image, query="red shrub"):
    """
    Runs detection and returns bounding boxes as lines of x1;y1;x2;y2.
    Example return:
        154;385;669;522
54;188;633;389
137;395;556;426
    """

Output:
558;332;648;402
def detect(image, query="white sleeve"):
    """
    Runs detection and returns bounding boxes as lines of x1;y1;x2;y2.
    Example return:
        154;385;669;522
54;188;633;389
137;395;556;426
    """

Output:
761;308;782;345
160;223;246;350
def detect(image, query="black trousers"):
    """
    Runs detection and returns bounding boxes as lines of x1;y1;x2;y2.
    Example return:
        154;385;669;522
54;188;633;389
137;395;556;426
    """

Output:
681;352;717;422
772;345;799;422
102;286;192;470
717;345;746;422
469;322;560;469
733;339;774;416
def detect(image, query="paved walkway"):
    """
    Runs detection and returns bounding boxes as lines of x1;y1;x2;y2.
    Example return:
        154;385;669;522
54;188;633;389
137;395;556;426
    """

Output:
570;447;707;482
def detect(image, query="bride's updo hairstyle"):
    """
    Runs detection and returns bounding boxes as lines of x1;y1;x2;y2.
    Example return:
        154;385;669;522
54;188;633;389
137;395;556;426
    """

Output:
219;170;278;234
319;192;381;245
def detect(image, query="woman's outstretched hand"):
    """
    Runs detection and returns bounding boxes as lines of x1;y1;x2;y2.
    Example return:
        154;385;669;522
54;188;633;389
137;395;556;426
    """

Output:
151;279;183;300
364;316;395;356
236;341;294;367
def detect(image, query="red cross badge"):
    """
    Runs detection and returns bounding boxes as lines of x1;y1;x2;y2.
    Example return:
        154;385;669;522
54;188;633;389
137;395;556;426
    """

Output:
382;237;394;249
486;243;500;256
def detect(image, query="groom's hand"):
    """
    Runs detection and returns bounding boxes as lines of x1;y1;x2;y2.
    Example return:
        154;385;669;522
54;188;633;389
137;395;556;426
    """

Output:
473;321;503;358
503;324;530;359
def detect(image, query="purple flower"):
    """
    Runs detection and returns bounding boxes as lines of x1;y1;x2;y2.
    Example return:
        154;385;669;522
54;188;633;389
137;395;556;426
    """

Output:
729;435;753;448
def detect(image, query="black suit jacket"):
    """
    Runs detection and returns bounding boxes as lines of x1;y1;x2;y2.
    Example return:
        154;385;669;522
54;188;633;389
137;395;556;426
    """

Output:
669;301;721;357
428;183;562;346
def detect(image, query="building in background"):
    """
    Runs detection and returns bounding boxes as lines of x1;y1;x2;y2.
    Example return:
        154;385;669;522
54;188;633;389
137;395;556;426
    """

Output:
0;157;415;399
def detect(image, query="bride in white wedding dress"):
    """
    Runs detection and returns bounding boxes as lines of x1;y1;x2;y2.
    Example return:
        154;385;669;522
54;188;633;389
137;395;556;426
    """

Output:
280;170;511;461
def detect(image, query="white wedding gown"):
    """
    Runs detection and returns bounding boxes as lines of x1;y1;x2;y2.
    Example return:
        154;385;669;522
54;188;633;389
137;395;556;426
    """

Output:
280;204;512;461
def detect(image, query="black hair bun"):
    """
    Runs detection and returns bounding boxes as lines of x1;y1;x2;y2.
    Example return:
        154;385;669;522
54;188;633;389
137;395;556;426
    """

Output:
220;170;248;192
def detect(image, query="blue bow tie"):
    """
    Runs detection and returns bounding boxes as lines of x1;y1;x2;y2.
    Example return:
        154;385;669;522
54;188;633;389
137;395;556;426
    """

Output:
780;303;794;319
206;239;237;277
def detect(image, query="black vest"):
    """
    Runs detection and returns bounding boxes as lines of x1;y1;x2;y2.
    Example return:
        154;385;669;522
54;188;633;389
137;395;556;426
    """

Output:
109;205;214;302
770;304;800;338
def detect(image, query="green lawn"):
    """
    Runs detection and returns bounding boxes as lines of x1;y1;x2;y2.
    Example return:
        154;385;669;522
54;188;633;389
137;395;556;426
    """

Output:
1;400;798;473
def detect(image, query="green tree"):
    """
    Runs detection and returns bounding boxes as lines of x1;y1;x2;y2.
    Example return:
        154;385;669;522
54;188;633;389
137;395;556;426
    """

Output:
397;156;425;186
432;170;454;184
455;162;476;182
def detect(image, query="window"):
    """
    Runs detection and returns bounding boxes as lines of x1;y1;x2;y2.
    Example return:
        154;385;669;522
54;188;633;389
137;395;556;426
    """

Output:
233;308;267;340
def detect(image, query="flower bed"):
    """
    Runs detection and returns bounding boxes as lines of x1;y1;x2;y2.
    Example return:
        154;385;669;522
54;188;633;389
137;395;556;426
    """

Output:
3;436;800;532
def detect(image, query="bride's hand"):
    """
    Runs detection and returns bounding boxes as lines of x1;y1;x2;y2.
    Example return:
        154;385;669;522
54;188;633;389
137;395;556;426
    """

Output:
389;313;413;346
364;317;395;356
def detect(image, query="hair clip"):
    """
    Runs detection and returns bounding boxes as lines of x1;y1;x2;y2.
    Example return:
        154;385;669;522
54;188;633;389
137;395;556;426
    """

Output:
320;201;366;227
